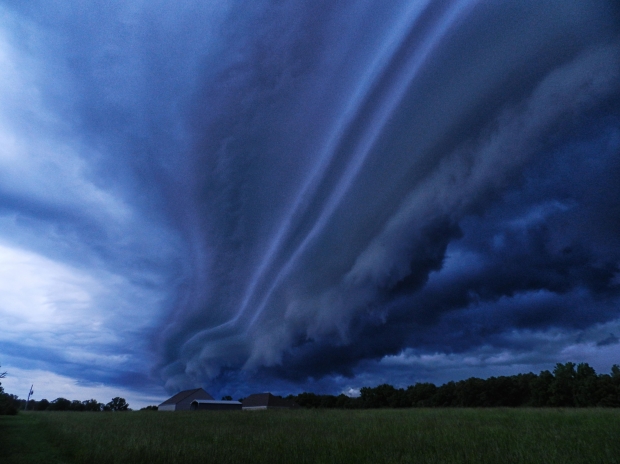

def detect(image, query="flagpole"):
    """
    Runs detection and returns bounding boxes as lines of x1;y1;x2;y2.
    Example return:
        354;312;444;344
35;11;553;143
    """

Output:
25;385;33;411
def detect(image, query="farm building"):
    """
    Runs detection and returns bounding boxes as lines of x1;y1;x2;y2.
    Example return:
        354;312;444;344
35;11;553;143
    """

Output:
190;399;242;411
242;393;299;410
158;388;214;411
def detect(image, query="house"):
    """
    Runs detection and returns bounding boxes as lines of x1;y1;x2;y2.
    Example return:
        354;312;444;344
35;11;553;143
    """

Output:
158;388;213;411
241;393;299;410
190;399;242;411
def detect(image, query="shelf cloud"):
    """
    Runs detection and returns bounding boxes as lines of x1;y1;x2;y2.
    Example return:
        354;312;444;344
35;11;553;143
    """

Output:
0;0;619;401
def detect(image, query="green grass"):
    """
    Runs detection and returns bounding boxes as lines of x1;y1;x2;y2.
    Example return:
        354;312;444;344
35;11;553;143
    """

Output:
2;409;620;463
0;413;67;464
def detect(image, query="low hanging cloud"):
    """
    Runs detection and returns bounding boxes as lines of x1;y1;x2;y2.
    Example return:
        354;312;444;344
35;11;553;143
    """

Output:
0;0;619;399
154;1;620;391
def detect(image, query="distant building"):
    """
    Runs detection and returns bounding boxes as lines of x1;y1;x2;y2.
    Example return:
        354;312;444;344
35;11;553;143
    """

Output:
158;388;213;411
242;393;299;410
190;399;242;411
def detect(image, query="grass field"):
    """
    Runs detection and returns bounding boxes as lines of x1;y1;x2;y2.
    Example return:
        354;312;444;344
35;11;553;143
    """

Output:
1;409;619;463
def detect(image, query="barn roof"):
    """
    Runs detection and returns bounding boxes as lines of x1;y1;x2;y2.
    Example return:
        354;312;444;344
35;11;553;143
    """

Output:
159;388;213;406
242;393;298;408
191;400;242;405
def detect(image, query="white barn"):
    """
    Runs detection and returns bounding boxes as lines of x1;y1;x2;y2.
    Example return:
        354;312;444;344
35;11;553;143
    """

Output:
158;388;214;411
190;399;242;411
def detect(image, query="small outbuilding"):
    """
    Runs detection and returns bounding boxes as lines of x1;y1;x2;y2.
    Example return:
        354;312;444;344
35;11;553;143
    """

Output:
242;393;299;410
158;388;214;411
190;399;242;411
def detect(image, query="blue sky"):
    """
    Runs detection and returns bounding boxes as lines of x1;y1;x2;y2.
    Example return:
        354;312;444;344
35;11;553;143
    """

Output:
1;0;620;408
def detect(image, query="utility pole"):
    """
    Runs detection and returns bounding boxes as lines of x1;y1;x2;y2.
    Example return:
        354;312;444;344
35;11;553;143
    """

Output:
25;385;33;411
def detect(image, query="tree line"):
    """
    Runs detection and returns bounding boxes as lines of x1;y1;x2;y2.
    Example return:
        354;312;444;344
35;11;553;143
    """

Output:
289;363;620;409
1;394;131;413
1;363;136;414
20;396;131;412
3;362;620;414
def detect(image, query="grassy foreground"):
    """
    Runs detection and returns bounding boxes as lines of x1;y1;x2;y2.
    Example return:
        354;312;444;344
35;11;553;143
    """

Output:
1;409;619;464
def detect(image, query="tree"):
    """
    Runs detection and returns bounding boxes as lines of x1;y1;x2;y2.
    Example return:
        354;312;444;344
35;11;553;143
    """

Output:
574;362;598;407
70;400;85;411
221;395;233;401
294;392;322;408
140;405;158;411
597;365;620;407
49;398;72;411
82;399;103;412
37;399;50;411
432;381;458;407
455;377;487;407
0;394;19;415
360;384;406;408
105;397;129;411
407;382;438;407
550;362;576;407
0;365;18;415
0;365;6;394
530;370;553;406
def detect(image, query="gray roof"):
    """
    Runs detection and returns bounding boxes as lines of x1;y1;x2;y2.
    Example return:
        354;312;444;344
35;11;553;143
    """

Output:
159;388;213;406
191;400;242;405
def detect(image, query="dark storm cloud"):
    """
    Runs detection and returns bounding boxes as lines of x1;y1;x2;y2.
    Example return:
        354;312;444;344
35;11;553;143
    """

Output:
1;0;619;399
598;334;619;347
151;0;620;392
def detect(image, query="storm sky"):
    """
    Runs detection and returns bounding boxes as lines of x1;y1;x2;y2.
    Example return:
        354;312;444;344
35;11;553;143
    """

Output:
1;0;620;406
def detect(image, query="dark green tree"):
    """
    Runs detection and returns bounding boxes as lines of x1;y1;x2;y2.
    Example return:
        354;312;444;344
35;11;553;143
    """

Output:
432;381;458;407
335;393;353;408
455;377;487;407
140;405;158;411
574;363;598;407
530;370;553;406
597;365;620;407
0;365;18;415
360;384;407;408
550;362;577;406
49;398;72;411
294;392;322;408
37;399;50;411
0;365;6;396
70;400;85;411
82;399;103;412
406;382;438;407
105;397;129;411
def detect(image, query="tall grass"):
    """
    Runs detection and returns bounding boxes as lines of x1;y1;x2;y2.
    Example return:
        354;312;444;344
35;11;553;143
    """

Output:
5;408;620;463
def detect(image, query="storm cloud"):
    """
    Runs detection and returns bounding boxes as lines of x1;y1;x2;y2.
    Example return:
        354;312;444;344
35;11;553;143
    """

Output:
1;0;619;401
